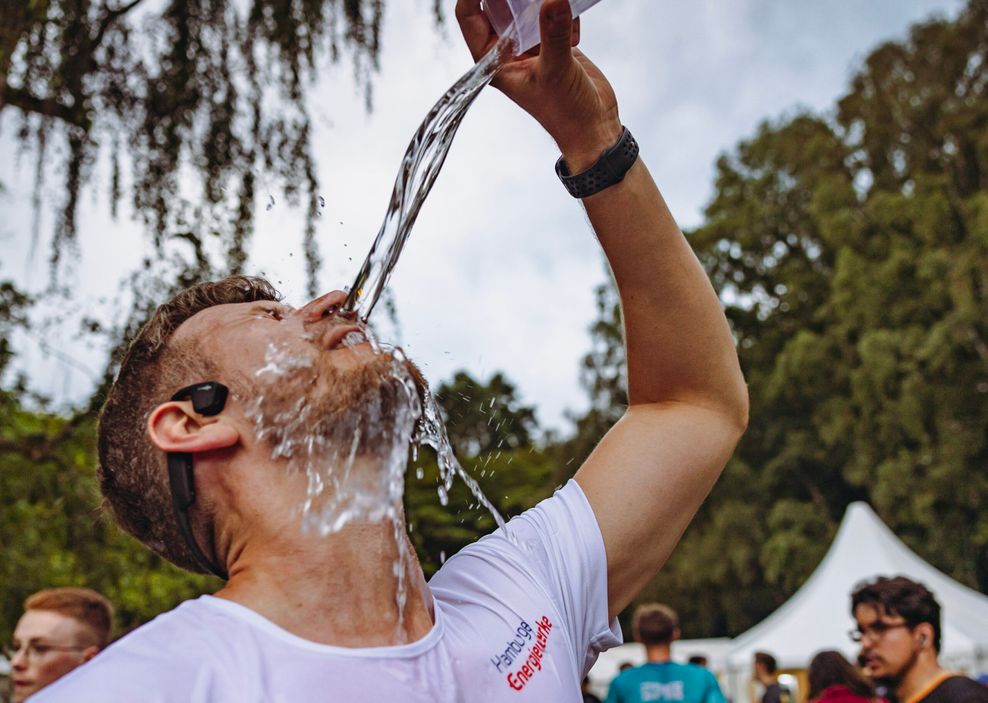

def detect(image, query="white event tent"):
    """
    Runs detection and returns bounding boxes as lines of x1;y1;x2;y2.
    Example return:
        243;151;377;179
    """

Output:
722;502;988;702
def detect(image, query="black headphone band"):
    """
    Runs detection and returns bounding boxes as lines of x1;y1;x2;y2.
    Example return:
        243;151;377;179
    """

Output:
165;381;230;580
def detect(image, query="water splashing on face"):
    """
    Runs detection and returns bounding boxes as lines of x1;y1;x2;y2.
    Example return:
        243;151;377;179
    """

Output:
249;34;519;641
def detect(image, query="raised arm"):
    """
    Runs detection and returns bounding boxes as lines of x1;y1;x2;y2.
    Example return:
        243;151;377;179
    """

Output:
457;0;748;618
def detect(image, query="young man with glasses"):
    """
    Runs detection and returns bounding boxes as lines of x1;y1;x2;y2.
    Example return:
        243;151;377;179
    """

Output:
851;576;988;703
30;0;748;700
7;588;113;702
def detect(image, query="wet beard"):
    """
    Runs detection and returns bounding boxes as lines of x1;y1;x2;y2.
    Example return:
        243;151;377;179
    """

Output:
247;345;424;534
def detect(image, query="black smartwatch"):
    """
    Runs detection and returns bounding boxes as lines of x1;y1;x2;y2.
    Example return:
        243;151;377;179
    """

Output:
555;127;640;199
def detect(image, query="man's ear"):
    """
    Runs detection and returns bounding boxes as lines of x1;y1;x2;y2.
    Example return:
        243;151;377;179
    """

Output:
916;622;934;649
81;645;100;663
147;401;240;454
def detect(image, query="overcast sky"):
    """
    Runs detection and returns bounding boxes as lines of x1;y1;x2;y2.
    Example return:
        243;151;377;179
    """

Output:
0;0;966;431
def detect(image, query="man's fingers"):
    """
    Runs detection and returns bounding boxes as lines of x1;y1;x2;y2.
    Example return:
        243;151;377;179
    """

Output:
456;0;495;61
538;0;577;76
454;0;483;24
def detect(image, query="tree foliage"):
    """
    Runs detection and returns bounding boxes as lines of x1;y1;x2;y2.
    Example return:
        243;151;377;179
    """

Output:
407;370;554;576
434;370;538;458
0;0;438;293
625;0;988;636
0;389;215;638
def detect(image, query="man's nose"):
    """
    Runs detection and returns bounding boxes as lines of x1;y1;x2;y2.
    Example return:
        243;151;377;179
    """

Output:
10;647;27;669
298;290;356;323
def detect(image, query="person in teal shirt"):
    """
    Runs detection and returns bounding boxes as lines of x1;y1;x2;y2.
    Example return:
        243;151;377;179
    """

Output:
606;604;727;703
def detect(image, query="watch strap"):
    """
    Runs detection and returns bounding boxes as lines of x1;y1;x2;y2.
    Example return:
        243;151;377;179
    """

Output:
555;127;640;199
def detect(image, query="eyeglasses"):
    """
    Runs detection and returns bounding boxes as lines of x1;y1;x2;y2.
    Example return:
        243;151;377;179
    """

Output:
849;621;911;643
167;381;230;580
4;642;88;661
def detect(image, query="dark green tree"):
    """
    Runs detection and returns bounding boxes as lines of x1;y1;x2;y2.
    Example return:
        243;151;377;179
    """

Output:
571;0;988;636
406;370;553;576
0;389;216;638
434;370;538;458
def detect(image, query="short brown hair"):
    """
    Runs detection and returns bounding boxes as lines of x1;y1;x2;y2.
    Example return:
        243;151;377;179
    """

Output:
755;651;778;675
25;587;114;648
97;276;280;572
632;603;679;645
851;575;942;653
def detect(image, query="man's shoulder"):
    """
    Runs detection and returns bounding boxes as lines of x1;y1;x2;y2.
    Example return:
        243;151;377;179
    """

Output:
924;675;988;703
106;596;232;655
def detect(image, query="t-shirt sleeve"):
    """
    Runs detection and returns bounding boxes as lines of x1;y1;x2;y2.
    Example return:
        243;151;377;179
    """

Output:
704;670;727;703
500;479;622;674
763;684;782;703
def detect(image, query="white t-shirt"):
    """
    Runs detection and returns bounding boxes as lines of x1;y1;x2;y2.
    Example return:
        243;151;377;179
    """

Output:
36;480;621;702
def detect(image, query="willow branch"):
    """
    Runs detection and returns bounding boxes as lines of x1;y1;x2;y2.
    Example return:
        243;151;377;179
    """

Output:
0;85;84;125
92;0;148;51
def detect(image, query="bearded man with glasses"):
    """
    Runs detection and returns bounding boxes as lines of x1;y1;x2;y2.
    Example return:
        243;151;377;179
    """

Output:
6;588;113;702
850;576;988;703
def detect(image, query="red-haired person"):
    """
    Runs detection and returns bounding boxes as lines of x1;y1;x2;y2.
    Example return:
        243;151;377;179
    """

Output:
7;588;113;701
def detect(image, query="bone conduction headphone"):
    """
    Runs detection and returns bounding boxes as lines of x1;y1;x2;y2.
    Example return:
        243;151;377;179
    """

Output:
167;381;230;580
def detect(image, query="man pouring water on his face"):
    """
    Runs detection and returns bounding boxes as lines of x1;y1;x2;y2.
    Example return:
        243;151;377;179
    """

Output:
34;1;748;700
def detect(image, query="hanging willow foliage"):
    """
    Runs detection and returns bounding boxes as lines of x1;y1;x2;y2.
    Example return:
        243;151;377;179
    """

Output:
0;0;439;295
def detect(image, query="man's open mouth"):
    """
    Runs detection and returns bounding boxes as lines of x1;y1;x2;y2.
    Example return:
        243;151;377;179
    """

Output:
324;325;369;350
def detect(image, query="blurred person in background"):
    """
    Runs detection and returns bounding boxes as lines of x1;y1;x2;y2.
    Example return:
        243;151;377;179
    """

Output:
808;650;882;703
6;588;112;702
606;604;726;703
584;676;604;703
754;651;789;703
851;576;988;703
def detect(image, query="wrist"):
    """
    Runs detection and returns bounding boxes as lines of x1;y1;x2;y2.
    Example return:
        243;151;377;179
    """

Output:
555;126;640;199
556;120;624;173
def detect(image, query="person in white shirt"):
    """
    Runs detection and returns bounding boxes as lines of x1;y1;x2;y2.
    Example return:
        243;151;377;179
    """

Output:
36;1;748;700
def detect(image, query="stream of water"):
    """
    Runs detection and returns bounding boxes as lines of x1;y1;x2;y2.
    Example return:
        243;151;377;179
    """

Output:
253;33;524;639
340;35;521;531
342;35;513;323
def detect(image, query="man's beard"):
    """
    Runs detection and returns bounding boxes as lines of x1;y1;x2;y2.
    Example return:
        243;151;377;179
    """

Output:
864;651;917;694
245;341;425;534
